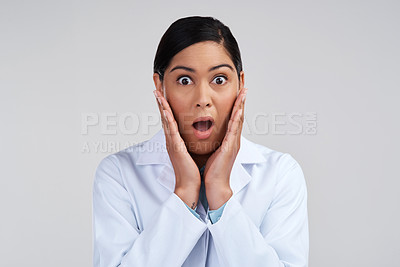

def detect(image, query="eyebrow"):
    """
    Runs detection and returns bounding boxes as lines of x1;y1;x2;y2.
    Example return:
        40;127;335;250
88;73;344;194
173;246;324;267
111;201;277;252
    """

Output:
169;64;234;73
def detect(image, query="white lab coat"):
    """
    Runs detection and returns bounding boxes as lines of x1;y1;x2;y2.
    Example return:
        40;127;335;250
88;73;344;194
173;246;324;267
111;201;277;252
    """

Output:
93;129;309;267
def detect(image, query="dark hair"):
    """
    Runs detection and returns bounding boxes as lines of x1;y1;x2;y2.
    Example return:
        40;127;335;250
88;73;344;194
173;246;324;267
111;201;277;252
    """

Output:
153;16;243;83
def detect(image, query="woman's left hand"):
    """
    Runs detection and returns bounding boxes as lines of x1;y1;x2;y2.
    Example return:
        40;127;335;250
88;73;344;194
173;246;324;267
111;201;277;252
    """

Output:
203;87;248;210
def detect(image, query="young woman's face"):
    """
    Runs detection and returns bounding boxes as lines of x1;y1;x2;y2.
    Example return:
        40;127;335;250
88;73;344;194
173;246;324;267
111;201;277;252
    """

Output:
154;41;244;156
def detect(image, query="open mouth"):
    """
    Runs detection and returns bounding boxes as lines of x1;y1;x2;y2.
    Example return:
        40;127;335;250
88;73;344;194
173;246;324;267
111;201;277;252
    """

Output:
192;120;213;131
192;116;214;139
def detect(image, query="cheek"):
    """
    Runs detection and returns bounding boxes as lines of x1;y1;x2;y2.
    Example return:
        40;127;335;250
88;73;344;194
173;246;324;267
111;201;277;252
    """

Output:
166;89;188;114
168;99;192;132
216;95;236;119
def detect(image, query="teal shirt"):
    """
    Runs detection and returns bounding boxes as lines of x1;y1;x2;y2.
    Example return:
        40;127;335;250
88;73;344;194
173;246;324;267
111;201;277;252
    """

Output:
184;165;226;224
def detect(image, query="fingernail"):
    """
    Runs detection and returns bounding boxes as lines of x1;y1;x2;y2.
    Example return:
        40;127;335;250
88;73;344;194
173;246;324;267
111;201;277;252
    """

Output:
157;97;162;105
153;90;157;97
242;94;246;103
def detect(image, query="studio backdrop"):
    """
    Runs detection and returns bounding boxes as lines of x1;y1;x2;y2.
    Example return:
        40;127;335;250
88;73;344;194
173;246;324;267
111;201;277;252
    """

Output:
1;0;399;266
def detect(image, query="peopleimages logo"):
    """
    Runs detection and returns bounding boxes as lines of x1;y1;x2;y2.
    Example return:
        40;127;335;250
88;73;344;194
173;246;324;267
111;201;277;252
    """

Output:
80;112;317;153
81;112;159;135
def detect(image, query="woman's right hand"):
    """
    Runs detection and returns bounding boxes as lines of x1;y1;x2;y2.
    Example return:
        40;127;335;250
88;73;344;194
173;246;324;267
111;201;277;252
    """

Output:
153;89;201;209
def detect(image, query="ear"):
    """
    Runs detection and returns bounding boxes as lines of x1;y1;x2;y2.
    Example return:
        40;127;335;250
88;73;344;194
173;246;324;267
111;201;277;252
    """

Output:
239;70;245;91
153;73;163;94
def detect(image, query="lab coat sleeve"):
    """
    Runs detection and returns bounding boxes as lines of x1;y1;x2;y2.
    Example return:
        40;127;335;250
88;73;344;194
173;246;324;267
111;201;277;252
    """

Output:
208;159;309;267
93;155;208;267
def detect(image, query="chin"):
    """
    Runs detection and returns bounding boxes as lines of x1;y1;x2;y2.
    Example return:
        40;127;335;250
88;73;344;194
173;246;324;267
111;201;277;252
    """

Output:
182;129;224;155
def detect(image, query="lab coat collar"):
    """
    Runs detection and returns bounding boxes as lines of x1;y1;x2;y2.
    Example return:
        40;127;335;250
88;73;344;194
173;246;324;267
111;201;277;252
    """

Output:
136;129;266;194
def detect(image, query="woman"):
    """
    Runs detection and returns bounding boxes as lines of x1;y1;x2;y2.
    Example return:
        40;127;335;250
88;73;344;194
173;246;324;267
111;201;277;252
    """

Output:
93;16;309;267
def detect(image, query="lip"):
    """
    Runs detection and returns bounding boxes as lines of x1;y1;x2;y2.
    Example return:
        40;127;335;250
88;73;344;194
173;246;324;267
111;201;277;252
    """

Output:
192;116;215;140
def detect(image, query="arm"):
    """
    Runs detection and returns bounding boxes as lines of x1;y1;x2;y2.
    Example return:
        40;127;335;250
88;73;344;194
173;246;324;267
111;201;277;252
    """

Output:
207;161;309;267
93;156;207;267
201;86;308;265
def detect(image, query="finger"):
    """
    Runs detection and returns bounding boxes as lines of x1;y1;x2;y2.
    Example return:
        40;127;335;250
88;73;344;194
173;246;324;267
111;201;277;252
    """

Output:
153;92;164;122
227;87;246;138
155;90;182;141
163;109;180;137
226;87;247;136
155;92;178;134
227;100;242;135
230;87;247;121
163;109;187;153
223;108;242;153
153;90;169;133
154;91;187;155
239;88;247;126
154;90;175;119
229;108;242;136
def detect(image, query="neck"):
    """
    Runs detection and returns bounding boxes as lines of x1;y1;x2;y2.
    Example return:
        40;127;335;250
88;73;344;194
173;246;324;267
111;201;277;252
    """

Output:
189;152;212;169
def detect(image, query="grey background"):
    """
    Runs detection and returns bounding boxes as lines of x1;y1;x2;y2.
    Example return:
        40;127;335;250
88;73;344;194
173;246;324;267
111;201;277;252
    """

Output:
1;0;399;266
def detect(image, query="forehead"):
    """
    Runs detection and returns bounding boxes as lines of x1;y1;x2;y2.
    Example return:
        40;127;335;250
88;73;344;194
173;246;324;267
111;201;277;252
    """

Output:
167;41;234;71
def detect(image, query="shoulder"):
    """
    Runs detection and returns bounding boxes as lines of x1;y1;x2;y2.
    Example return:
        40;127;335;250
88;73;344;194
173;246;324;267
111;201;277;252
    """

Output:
94;130;166;185
242;136;306;187
242;136;301;169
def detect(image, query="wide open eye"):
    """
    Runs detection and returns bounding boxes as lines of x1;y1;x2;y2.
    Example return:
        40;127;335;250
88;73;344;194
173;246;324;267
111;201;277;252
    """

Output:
177;76;193;85
212;75;228;85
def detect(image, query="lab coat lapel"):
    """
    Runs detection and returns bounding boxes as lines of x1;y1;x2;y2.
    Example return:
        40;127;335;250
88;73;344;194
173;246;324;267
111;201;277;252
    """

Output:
156;164;176;193
136;129;176;192
230;135;266;194
136;129;266;194
230;162;253;195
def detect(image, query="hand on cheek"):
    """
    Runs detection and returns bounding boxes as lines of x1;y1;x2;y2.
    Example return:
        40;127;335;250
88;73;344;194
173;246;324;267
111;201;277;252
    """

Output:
153;90;201;209
203;87;248;210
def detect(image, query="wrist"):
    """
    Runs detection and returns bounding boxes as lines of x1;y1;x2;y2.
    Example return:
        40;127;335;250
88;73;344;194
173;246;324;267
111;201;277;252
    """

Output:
174;185;200;209
205;185;232;210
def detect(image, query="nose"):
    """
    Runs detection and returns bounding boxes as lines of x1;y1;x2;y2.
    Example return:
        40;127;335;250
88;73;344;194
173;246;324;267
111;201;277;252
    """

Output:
195;83;212;108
